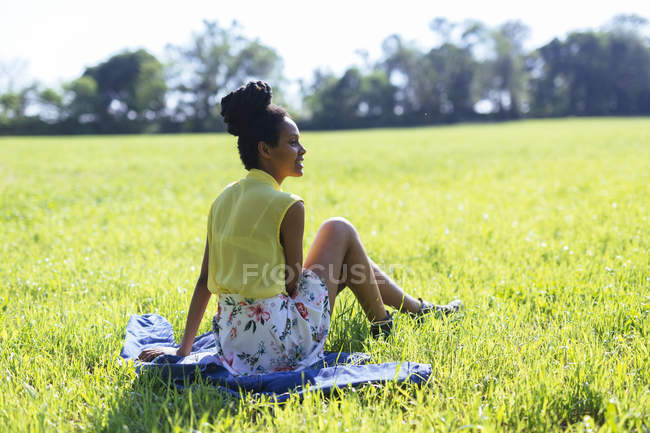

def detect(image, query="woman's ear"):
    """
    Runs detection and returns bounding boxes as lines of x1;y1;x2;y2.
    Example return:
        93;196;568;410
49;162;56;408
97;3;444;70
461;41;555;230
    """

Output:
258;141;272;160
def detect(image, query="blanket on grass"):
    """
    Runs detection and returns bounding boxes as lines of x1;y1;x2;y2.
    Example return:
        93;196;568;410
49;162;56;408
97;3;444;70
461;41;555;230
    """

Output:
120;314;432;401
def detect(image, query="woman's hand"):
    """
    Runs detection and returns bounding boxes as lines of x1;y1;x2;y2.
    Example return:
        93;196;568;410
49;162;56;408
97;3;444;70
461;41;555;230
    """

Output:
137;346;180;362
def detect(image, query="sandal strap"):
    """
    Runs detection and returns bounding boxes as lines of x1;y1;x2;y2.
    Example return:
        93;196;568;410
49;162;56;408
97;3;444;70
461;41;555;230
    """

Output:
370;312;393;339
417;297;425;315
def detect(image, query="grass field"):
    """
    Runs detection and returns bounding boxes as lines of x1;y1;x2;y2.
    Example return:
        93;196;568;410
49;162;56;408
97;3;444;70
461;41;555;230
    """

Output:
0;118;648;432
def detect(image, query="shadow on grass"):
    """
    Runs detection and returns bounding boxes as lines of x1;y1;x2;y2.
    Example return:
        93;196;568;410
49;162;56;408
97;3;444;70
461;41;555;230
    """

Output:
325;294;371;354
92;368;263;433
94;362;436;433
93;296;412;432
93;361;428;433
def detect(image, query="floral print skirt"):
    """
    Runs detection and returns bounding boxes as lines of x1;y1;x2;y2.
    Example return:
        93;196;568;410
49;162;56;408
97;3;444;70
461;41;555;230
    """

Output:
212;268;330;375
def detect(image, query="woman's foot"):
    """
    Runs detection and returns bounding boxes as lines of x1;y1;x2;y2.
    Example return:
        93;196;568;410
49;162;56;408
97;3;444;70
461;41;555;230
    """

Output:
370;312;394;339
409;298;463;322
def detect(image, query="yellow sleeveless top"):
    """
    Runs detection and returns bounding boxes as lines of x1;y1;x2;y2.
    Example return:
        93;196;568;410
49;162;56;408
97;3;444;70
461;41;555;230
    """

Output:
207;169;303;298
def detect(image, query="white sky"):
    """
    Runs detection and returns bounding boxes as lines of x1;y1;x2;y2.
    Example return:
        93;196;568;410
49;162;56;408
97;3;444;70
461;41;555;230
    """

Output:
1;0;649;94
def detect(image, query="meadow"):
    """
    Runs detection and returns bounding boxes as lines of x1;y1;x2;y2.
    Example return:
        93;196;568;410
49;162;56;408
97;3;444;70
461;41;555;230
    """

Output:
0;118;648;432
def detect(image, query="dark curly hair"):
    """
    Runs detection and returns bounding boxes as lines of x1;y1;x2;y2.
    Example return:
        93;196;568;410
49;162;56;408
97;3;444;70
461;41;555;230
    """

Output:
220;81;289;170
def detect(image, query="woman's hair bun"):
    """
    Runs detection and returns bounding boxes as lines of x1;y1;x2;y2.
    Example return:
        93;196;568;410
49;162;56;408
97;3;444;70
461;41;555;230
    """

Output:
220;81;273;136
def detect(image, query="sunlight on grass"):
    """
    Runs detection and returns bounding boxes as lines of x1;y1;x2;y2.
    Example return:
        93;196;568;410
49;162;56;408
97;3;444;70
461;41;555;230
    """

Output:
0;118;648;432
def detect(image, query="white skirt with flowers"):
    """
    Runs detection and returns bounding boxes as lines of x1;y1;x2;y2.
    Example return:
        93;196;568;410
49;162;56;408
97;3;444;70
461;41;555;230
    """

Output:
211;269;330;375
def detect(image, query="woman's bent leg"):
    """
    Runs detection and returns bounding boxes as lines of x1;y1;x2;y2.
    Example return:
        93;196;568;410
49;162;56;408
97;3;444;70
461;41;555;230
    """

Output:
304;217;387;322
369;259;421;313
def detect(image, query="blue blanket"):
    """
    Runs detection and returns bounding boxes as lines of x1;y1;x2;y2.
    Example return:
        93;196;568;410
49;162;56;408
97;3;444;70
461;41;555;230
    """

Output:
120;314;432;401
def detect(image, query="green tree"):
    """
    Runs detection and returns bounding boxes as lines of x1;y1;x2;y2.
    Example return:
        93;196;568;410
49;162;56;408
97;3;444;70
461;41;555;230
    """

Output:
379;22;478;124
605;15;650;114
63;75;100;124
0;92;23;122
165;20;283;132
304;67;396;129
358;70;397;125
36;87;64;124
530;19;650;117
78;49;166;132
0;83;39;132
528;38;571;116
482;21;531;118
379;34;431;124
424;43;477;121
304;68;362;129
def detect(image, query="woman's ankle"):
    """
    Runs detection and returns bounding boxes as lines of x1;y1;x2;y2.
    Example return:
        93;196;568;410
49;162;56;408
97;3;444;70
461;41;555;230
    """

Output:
398;296;422;314
370;311;393;339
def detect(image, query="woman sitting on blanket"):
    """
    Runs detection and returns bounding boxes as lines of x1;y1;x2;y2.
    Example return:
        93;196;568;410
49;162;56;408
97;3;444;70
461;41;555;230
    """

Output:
138;81;462;375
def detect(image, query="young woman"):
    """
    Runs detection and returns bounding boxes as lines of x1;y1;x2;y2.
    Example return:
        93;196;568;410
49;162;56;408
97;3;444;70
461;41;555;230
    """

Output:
138;81;461;375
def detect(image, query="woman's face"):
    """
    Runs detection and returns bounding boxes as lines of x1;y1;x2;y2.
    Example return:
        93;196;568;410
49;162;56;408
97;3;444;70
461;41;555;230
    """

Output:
266;116;306;179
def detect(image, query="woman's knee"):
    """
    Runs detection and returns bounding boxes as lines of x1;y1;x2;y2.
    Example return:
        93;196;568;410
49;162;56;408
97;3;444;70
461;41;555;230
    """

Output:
319;217;357;240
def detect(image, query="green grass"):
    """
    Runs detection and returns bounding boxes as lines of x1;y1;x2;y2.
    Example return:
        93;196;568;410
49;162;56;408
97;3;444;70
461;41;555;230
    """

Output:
0;118;648;432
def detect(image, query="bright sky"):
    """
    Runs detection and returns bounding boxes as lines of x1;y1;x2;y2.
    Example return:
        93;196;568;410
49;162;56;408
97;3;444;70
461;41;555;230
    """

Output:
2;0;649;94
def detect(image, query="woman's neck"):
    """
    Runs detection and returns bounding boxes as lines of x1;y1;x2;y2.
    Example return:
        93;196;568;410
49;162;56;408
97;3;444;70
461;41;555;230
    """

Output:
256;164;285;186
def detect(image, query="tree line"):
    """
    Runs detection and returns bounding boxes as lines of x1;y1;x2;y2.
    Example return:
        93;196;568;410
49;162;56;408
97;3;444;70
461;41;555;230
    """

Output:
1;15;649;135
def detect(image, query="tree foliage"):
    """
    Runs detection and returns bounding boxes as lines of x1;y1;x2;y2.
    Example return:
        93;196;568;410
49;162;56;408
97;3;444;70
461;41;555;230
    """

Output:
164;20;283;132
1;14;649;135
74;49;166;132
529;18;650;116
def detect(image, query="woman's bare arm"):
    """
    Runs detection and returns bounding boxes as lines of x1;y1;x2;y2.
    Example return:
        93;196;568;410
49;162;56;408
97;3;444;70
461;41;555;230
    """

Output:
176;237;211;356
280;201;305;296
138;237;211;361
